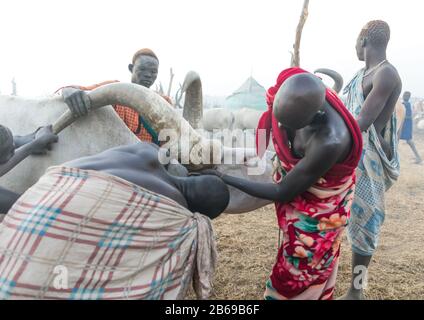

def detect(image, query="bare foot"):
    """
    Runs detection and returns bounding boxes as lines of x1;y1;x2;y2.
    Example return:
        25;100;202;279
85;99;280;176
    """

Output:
337;290;366;300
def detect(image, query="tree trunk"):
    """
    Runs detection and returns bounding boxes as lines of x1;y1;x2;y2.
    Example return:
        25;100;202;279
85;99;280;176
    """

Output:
291;0;310;67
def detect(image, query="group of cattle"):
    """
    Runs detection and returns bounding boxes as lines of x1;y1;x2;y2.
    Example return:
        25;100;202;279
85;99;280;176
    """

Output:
0;69;346;215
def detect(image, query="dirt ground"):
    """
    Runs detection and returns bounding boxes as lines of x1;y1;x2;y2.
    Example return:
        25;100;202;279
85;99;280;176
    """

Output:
207;131;424;300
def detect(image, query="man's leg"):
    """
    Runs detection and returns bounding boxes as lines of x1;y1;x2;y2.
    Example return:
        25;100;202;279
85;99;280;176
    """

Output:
0;186;21;213
339;201;384;300
407;140;423;164
339;253;371;300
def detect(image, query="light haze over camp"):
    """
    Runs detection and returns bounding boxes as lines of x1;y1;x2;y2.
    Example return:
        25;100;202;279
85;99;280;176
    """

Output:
0;0;422;98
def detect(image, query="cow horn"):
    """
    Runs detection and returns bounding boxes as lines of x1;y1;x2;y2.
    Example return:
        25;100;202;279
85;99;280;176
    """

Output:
52;82;221;169
182;71;203;129
314;68;344;94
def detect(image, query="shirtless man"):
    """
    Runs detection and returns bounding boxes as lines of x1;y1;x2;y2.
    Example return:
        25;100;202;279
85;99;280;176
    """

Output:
64;142;230;219
202;69;362;300
0;125;58;213
0;142;229;299
341;20;402;300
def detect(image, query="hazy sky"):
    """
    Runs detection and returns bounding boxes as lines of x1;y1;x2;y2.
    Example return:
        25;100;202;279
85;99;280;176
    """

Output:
0;0;422;99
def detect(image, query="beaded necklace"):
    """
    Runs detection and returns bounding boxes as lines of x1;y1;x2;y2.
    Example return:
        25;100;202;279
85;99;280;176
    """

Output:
363;59;388;77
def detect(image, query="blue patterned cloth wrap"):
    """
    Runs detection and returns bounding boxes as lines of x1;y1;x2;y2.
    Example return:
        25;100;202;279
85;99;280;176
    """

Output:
343;69;400;256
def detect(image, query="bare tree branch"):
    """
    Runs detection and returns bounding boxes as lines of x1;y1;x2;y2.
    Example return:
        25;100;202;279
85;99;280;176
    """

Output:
11;77;17;96
167;68;175;97
158;82;165;95
291;0;310;67
175;83;183;109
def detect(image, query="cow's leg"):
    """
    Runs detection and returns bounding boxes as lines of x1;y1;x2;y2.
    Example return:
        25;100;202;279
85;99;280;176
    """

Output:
0;186;21;214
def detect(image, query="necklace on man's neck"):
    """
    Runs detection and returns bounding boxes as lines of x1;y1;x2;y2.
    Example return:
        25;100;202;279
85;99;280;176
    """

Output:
363;59;388;77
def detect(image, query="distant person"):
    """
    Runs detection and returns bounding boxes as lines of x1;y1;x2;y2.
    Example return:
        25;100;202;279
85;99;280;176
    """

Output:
58;48;172;145
400;91;422;164
341;20;402;300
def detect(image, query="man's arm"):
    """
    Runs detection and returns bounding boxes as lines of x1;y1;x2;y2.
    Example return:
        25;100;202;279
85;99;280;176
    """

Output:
207;137;345;204
0;126;58;177
13;131;36;149
357;67;399;132
0;143;38;177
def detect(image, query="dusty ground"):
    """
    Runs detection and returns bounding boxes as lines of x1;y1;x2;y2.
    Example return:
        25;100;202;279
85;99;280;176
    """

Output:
207;131;424;300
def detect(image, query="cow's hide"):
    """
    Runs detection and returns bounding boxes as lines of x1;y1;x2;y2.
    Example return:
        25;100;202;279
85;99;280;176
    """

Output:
0;95;138;193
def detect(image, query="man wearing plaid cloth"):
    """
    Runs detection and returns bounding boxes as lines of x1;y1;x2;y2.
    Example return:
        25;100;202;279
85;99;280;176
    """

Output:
0;142;229;299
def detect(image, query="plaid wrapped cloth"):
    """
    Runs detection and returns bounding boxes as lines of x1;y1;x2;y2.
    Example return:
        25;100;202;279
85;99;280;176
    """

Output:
0;166;217;300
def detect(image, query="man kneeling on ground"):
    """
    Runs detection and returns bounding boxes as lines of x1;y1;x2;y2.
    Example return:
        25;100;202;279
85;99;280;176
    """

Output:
0;142;229;300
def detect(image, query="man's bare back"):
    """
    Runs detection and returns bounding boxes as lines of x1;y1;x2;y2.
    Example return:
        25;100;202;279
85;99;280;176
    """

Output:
362;63;402;136
64;142;230;219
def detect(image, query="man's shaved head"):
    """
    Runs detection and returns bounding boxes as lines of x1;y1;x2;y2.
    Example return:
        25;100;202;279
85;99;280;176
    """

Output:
183;175;230;219
273;73;326;130
0;125;15;164
356;20;390;60
360;20;390;49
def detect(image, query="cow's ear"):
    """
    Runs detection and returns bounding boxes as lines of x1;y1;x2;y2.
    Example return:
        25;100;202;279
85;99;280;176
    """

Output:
128;64;134;73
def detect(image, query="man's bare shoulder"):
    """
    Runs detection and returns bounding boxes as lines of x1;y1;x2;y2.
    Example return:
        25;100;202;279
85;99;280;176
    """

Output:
374;63;401;85
307;108;352;162
312;127;350;153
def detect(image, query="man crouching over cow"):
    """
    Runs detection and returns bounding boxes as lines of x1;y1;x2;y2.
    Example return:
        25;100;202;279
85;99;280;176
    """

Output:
0;141;229;300
202;68;363;300
0;125;58;214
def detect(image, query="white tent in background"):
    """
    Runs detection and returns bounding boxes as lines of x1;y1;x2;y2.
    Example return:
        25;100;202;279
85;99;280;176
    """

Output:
224;77;267;111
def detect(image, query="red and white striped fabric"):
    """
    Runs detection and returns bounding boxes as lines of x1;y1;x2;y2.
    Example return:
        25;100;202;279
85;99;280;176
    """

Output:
0;166;216;300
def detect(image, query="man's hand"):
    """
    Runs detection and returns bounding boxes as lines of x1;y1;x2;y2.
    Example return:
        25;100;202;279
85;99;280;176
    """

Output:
31;125;59;155
62;88;92;118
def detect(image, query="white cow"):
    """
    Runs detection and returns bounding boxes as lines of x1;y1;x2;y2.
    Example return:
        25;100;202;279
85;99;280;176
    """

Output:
202;108;235;131
233;108;263;131
0;94;138;193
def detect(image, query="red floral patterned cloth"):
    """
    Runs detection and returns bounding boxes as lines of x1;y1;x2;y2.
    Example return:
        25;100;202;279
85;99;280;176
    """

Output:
257;68;363;300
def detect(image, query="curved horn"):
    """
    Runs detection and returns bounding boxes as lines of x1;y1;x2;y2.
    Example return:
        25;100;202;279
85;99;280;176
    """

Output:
182;71;203;129
52;83;221;169
314;68;344;94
